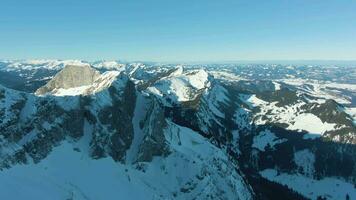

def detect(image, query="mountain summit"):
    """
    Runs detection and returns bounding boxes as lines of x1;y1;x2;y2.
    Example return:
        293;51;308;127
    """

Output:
35;64;101;95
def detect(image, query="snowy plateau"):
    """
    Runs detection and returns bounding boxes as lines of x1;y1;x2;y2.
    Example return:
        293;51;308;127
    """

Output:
0;60;355;200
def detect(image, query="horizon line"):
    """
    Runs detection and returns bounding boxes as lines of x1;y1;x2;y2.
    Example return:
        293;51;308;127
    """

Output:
2;58;356;65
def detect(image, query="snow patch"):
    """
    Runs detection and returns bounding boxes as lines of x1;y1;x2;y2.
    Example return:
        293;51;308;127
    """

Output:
273;81;281;90
147;68;209;105
288;113;336;135
245;95;268;107
260;169;356;200
52;85;91;96
294;149;315;176
252;130;287;151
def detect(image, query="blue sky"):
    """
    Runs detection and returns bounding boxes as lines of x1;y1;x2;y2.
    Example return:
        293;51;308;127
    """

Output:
1;0;356;62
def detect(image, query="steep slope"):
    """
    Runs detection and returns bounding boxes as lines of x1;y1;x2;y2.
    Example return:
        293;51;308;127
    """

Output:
148;72;356;200
35;64;101;95
0;66;254;200
0;121;253;200
0;72;135;167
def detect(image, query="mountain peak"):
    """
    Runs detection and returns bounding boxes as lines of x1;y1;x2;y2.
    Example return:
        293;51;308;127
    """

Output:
35;64;100;95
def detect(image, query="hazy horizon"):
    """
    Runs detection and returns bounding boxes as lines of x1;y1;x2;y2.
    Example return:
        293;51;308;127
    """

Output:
2;58;356;66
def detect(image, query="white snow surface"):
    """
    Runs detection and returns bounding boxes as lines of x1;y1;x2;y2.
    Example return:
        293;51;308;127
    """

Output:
245;94;268;107
288;113;336;135
241;94;338;136
51;85;91;96
206;84;229;118
273;81;281;90
260;169;356;200
147;68;209;104
93;61;125;70
0;142;153;200
3;60;89;71
252;129;287;151
279;78;353;105
126;93;148;164
294;149;315;176
0;60;128;72
0;120;253;200
163;121;253;200
345;107;356;125
209;70;246;82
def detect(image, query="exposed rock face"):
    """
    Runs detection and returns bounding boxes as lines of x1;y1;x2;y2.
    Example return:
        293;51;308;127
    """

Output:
0;66;256;200
92;79;137;161
0;66;136;166
35;65;101;95
136;98;170;162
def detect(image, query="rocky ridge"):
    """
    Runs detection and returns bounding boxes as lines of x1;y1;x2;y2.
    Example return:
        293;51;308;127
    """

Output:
0;63;355;200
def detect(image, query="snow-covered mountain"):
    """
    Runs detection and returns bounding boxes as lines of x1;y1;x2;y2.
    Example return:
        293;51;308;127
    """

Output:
0;60;355;200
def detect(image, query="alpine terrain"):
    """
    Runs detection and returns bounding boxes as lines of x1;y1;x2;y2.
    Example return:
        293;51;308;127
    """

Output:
0;60;355;200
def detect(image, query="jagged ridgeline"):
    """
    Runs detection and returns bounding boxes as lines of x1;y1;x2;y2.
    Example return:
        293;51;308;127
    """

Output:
0;62;355;200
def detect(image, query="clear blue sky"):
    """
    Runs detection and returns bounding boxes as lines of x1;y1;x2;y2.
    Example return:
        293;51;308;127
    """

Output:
1;0;356;62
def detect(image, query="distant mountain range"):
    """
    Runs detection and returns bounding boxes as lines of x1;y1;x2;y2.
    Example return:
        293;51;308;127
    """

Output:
0;60;355;200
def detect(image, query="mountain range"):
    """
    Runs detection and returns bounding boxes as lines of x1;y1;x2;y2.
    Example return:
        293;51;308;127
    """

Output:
0;60;355;200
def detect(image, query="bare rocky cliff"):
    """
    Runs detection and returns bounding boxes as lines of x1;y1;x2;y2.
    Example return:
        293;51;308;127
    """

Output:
35;65;101;95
